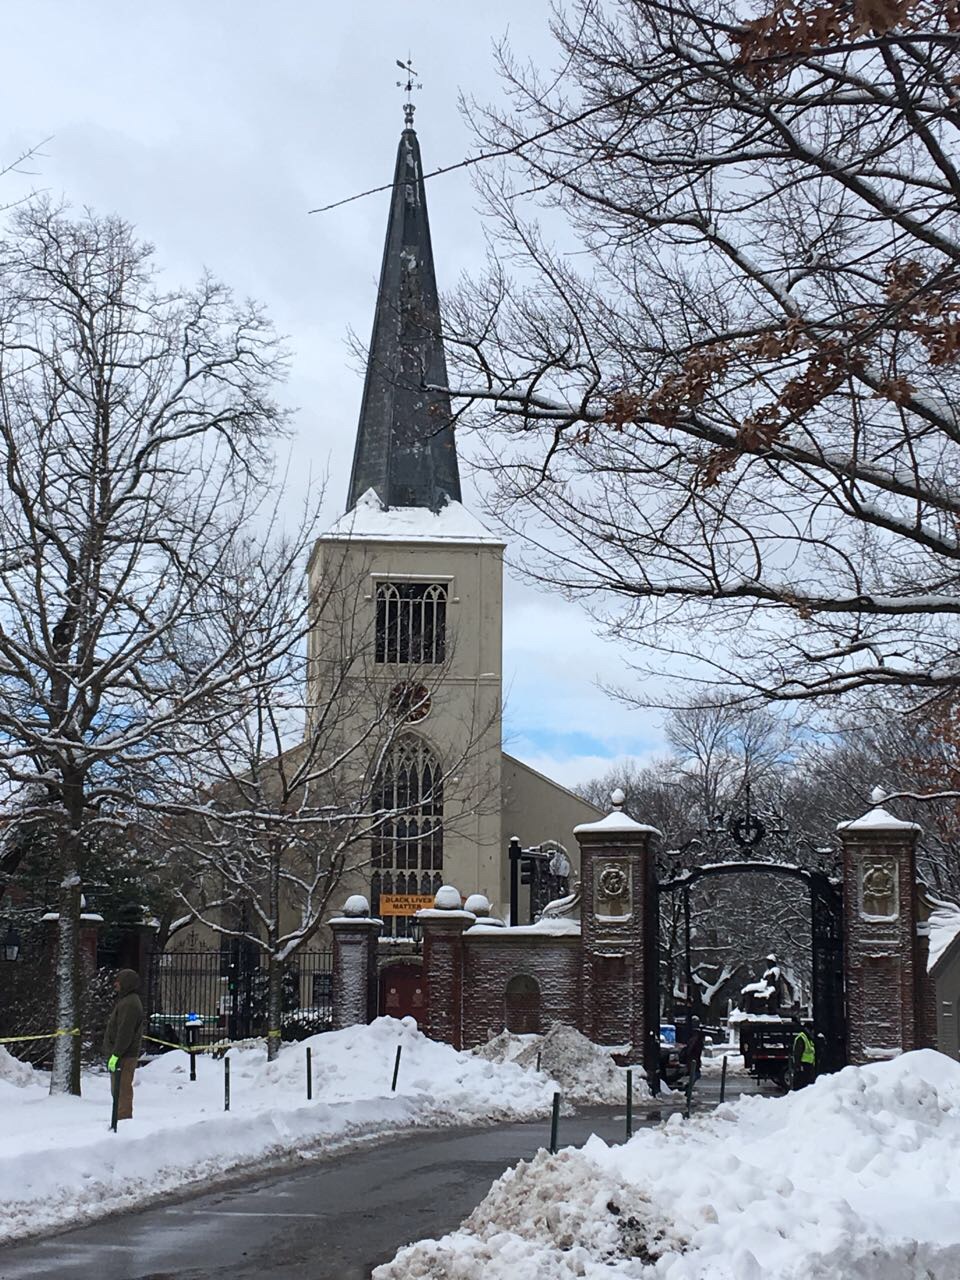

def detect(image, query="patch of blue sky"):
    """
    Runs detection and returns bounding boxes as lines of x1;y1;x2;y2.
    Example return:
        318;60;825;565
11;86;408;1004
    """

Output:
504;724;659;763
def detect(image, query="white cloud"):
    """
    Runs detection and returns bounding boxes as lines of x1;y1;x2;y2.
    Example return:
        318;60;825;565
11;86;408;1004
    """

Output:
0;2;672;776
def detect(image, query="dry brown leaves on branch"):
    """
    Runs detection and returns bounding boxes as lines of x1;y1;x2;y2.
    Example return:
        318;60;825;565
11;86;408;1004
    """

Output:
734;0;958;79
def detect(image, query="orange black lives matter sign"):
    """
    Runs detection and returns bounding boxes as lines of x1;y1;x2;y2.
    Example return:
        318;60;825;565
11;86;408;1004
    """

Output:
378;893;435;916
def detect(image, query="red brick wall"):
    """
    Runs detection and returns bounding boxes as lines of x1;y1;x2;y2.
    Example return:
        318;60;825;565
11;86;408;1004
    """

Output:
842;827;920;1062
331;921;379;1030
422;919;468;1049
461;933;581;1048
578;828;658;1072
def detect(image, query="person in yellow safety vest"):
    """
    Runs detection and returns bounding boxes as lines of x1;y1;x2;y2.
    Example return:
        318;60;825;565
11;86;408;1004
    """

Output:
791;1025;816;1090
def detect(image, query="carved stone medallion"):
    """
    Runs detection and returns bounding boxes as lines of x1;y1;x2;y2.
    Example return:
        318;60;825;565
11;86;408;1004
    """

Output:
860;857;899;920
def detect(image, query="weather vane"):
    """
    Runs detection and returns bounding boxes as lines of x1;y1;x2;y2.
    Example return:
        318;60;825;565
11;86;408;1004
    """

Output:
396;58;422;127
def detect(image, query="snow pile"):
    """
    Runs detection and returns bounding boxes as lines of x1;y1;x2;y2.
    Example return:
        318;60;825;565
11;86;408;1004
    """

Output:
928;899;960;970
700;1048;747;1076
377;1050;960;1279
0;1044;38;1089
477;1023;647;1106
473;1030;539;1064
0;1016;555;1245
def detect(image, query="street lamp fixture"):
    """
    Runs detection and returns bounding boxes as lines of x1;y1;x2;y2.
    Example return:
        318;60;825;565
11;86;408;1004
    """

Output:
409;916;423;953
3;924;21;962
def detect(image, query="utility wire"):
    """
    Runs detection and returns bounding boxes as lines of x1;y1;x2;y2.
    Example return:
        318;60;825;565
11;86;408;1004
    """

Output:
306;83;642;215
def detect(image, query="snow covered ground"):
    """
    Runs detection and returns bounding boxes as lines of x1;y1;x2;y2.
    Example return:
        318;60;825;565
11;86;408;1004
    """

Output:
0;1017;555;1246
475;1024;653;1105
377;1049;960;1280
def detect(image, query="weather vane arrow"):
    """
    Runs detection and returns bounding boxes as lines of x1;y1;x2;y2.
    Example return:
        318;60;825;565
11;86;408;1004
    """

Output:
396;57;422;127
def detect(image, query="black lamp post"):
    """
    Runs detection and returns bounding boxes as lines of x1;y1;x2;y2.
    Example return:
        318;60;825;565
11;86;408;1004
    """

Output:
3;924;21;962
409;915;423;953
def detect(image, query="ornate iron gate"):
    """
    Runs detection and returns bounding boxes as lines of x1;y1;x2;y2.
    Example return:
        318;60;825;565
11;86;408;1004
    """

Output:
652;788;846;1075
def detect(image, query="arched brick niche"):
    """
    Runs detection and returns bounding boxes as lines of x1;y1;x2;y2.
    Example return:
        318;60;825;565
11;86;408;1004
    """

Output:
504;973;541;1034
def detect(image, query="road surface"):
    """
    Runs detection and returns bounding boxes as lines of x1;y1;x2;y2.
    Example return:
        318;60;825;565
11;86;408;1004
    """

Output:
0;1074;765;1280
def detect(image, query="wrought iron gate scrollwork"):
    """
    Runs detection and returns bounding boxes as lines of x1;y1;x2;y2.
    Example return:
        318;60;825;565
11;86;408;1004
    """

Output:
650;785;846;1075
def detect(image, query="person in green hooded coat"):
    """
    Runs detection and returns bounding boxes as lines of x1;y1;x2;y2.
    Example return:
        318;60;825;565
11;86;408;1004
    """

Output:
102;968;144;1120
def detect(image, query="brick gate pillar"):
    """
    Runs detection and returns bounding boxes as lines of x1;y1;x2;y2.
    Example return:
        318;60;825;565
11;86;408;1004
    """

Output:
838;788;922;1064
330;894;381;1030
418;885;475;1049
575;790;662;1080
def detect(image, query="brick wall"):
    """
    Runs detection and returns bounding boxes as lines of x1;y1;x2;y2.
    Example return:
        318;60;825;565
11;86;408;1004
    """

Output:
578;823;659;1073
330;919;379;1030
422;916;470;1049
461;933;581;1048
841;821;920;1063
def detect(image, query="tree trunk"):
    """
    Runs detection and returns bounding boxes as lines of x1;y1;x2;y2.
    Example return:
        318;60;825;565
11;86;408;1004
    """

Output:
49;871;82;1096
266;841;281;1062
267;952;281;1063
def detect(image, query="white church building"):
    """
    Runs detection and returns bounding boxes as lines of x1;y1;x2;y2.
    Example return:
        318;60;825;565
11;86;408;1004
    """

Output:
309;106;600;944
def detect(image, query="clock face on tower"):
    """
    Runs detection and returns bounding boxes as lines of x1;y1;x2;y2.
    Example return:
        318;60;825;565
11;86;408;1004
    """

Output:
390;681;432;723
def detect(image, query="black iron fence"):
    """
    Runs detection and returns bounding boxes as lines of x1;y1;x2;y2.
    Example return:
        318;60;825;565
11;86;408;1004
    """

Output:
145;947;333;1049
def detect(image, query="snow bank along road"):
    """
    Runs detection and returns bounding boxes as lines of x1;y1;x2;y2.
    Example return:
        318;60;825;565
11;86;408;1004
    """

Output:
0;1017;561;1246
0;1108;669;1280
380;1050;960;1280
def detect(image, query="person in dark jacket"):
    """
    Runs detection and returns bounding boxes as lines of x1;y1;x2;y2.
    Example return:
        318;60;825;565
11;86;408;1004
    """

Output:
679;1016;705;1082
102;968;144;1120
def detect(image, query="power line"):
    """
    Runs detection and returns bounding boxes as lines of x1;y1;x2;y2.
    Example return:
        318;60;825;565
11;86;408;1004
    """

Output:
306;83;642;216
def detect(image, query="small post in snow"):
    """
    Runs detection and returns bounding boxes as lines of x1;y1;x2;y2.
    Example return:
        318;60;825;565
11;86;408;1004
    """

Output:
184;1012;202;1083
685;1063;694;1119
536;1050;542;1073
109;1070;120;1133
306;1045;313;1101
720;1055;728;1104
626;1069;633;1140
549;1092;561;1155
391;1044;402;1092
224;1054;231;1112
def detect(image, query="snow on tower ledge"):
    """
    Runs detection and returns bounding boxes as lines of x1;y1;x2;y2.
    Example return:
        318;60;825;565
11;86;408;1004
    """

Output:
574;787;662;837
836;786;921;834
326;488;505;546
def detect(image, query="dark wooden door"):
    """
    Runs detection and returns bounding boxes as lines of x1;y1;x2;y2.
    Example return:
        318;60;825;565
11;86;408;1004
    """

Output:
380;964;427;1022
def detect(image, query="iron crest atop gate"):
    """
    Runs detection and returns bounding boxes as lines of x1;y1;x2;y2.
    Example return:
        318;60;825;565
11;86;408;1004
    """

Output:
656;785;841;885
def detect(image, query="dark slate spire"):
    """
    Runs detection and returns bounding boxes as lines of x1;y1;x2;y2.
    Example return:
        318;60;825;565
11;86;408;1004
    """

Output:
346;114;461;512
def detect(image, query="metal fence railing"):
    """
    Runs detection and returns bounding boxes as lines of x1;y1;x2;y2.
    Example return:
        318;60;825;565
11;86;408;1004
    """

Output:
145;948;333;1049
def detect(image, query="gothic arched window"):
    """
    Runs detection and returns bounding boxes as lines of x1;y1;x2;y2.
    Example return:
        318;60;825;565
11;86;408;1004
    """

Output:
370;735;444;938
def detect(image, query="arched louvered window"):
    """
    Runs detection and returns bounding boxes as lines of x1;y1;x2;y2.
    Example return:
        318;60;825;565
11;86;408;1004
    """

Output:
370;735;444;938
375;582;447;664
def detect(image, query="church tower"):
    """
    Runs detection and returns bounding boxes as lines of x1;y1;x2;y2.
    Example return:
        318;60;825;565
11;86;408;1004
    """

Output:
308;107;506;937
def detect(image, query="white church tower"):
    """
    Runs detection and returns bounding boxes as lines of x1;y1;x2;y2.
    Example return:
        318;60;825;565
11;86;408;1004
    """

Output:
307;105;505;937
308;105;600;944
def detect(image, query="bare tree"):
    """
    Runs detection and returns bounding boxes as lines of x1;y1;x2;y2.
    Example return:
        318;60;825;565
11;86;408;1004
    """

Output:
578;696;803;1016
441;0;960;713
0;200;308;1094
172;551;500;1059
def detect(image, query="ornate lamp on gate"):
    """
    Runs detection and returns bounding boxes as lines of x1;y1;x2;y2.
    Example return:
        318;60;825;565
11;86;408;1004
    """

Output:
2;924;21;962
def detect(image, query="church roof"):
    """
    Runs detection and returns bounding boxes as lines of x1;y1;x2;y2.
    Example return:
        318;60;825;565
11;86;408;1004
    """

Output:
346;118;461;513
325;487;504;546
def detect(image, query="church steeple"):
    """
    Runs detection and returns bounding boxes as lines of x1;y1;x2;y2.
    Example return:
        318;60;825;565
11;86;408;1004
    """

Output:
346;115;461;513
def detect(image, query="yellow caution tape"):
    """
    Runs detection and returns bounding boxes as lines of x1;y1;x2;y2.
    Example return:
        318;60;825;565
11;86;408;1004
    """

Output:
0;1028;79;1043
142;1033;254;1055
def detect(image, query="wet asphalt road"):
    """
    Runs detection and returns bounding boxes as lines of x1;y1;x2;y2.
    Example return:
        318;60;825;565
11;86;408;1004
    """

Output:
0;1075;765;1280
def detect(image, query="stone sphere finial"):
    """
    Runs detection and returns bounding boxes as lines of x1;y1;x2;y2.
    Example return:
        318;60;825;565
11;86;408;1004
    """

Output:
610;787;626;811
434;884;462;911
869;785;888;807
342;894;371;918
464;893;490;917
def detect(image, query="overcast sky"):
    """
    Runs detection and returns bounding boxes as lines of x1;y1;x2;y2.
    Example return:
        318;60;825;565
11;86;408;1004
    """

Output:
0;0;669;790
